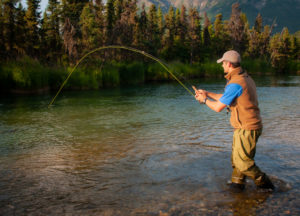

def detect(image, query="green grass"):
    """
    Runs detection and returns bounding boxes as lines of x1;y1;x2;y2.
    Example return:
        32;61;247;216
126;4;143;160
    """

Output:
1;57;297;93
0;56;49;92
241;59;275;75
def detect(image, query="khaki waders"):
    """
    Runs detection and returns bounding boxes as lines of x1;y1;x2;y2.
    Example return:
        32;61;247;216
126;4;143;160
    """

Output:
231;128;270;186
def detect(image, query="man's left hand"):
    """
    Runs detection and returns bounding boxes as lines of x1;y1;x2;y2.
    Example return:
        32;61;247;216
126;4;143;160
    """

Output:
195;92;207;104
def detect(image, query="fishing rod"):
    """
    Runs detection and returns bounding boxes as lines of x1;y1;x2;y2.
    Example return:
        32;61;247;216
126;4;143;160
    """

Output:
48;45;196;107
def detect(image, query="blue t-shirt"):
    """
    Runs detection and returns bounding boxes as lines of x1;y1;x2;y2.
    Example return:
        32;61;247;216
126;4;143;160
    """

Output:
219;83;243;105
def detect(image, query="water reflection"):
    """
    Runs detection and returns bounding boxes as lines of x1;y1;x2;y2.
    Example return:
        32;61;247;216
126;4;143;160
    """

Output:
0;76;300;215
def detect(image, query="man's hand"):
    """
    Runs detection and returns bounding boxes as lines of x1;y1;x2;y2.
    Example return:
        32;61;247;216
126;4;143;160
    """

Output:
192;86;207;96
193;86;207;103
195;93;206;103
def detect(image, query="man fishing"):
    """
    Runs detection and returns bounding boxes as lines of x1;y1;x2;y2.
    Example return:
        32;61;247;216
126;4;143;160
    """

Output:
194;50;274;191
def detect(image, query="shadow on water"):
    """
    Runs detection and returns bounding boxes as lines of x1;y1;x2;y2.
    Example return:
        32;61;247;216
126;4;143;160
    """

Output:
0;75;300;215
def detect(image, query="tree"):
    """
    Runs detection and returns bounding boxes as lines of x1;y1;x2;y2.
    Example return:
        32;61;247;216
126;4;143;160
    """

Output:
14;3;26;57
187;7;202;63
2;0;17;58
162;6;175;60
289;34;299;60
227;3;246;52
260;25;271;56
269;28;292;72
80;2;97;53
134;3;147;49
114;0;123;21
25;0;41;57
94;0;105;47
104;0;115;45
173;5;188;62
147;4;161;56
63;17;77;62
0;1;4;60
41;0;61;62
157;5;164;36
113;0;137;46
254;13;263;33
174;8;180;38
61;0;89;61
247;27;260;58
240;12;250;53
203;12;211;47
212;13;230;57
179;5;188;44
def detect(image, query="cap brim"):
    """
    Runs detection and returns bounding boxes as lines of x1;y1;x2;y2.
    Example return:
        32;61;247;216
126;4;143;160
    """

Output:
216;58;223;63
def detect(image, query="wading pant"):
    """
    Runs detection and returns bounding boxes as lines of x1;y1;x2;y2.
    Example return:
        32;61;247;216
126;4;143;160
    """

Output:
231;128;267;186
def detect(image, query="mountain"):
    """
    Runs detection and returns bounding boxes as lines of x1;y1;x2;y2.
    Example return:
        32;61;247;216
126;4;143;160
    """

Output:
137;0;300;33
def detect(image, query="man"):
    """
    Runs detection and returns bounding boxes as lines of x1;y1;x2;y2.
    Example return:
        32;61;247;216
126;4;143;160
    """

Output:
194;50;274;191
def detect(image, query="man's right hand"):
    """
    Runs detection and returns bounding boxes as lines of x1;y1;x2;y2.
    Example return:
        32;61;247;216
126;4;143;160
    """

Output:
192;86;207;97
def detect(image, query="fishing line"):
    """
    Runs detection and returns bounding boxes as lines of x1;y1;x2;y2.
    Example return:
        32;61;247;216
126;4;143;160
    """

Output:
48;45;195;107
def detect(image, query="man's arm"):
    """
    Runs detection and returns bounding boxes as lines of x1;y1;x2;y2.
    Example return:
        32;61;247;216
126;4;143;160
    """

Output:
195;93;227;112
206;91;223;101
192;86;222;101
193;86;227;112
194;83;243;113
205;99;227;112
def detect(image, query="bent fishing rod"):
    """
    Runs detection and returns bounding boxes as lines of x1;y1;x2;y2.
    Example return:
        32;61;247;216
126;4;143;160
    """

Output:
48;45;199;107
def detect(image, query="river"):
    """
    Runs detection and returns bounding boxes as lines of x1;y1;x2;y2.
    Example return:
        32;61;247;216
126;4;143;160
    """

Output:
0;75;299;215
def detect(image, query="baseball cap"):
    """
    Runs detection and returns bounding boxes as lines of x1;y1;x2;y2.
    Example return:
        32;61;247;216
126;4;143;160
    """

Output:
217;50;241;64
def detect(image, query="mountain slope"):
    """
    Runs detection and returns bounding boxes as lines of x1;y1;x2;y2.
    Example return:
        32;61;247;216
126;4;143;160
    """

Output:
138;0;300;33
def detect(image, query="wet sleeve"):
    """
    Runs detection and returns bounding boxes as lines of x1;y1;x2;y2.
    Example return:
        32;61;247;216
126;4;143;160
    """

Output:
219;83;243;106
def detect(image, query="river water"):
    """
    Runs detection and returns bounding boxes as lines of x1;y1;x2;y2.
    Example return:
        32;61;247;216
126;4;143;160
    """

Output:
0;75;300;215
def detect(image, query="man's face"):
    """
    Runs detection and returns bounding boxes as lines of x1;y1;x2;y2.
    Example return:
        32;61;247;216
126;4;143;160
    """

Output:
222;61;230;73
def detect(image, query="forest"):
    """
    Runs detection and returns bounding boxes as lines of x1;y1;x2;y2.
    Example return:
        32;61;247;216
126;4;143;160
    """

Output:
0;0;299;92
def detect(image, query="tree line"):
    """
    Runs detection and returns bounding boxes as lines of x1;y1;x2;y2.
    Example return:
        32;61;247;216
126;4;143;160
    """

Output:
0;0;299;72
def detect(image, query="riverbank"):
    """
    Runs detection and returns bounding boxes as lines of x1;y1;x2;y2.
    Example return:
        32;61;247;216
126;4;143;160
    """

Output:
0;57;299;94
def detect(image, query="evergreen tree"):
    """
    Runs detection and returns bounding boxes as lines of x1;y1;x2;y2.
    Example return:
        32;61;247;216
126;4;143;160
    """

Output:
132;2;149;53
240;12;250;53
25;0;41;57
173;6;188;62
254;13;263;33
248;15;268;59
187;7;202;63
203;12;211;47
260;25;271;56
61;0;88;61
147;4;160;55
162;6;175;60
61;0;88;26
157;5;164;36
15;3;26;57
212;13;230;56
113;0;137;57
2;0;17;58
290;34;299;60
179;5;187;43
94;0;105;47
174;8;180;39
80;2;96;53
247;27;260;58
214;14;222;37
0;1;4;60
42;0;61;62
114;0;123;21
63;17;77;62
269;28;292;72
227;3;246;52
105;0;115;45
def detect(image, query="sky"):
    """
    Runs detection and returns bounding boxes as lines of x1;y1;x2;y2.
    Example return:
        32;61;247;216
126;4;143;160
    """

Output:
21;0;48;12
